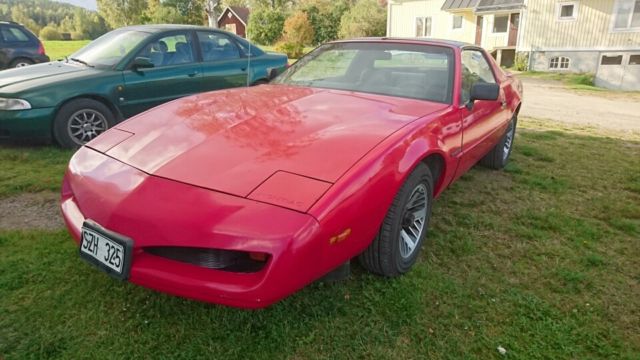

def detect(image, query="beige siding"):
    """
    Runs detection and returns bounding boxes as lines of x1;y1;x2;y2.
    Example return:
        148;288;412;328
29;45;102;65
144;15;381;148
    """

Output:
520;0;640;51
389;0;476;43
481;14;511;50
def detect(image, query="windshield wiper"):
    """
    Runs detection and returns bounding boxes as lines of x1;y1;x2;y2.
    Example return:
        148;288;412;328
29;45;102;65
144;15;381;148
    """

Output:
69;57;94;68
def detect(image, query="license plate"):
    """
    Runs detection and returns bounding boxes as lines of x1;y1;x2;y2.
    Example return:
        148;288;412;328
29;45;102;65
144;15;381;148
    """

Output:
80;220;133;280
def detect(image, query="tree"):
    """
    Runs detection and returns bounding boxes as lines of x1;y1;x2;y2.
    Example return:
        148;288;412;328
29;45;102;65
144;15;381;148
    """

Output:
282;11;313;46
39;26;62;40
338;0;386;39
297;0;351;45
246;8;285;45
97;0;147;28
204;0;219;28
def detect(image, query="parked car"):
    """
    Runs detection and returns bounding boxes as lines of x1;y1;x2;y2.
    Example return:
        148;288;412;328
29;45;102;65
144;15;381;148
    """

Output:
0;25;287;147
0;21;49;69
61;38;523;308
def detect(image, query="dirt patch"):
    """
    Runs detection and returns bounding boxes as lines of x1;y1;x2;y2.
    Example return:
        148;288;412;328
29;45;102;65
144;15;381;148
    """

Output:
0;192;64;231
520;78;640;133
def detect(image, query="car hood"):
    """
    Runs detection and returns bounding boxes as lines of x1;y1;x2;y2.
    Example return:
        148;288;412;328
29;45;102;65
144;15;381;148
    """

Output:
89;85;448;200
0;61;96;93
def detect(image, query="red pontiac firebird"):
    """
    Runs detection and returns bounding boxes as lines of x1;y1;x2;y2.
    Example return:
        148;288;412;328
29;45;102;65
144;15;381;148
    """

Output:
61;38;523;308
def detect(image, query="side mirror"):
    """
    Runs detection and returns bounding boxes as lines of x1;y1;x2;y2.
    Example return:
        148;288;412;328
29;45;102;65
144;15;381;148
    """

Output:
466;82;499;110
132;57;154;70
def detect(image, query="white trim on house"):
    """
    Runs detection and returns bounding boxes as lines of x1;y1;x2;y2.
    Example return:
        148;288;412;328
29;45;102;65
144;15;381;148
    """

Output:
556;1;579;21
531;47;640;51
610;0;640;33
452;14;464;31
492;14;509;33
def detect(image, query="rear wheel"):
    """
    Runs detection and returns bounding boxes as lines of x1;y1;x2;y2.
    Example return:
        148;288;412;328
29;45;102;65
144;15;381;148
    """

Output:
10;58;33;68
480;116;517;169
53;99;115;148
359;164;434;277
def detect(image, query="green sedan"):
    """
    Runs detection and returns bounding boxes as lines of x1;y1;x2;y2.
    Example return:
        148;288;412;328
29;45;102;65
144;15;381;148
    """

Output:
0;25;288;147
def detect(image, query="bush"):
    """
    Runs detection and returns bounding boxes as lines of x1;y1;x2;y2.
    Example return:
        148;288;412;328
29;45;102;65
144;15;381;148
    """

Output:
514;52;529;71
275;41;305;59
247;8;286;46
283;11;314;46
39;26;62;40
338;0;386;39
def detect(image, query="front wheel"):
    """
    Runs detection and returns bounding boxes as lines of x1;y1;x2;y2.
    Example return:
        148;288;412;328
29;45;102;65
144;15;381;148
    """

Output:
480;116;517;170
53;99;115;148
359;163;434;277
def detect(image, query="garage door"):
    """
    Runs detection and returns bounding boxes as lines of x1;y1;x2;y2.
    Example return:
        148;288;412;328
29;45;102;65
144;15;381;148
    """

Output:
595;52;640;91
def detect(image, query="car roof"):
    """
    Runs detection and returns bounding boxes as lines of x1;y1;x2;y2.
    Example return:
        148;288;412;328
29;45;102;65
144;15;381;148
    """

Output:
117;24;225;33
330;37;474;49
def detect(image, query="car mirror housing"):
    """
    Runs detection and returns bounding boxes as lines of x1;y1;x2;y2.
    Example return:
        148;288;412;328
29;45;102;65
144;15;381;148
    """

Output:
467;82;500;109
133;57;154;70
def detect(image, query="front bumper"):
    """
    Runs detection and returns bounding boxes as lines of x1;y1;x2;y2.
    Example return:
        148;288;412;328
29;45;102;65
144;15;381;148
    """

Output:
61;147;337;308
0;107;55;138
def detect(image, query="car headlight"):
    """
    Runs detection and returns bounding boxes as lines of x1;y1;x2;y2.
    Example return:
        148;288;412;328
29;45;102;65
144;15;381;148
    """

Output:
0;98;32;110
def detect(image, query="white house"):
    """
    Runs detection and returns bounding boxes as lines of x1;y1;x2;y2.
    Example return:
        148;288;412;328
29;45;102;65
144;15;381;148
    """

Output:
387;0;640;90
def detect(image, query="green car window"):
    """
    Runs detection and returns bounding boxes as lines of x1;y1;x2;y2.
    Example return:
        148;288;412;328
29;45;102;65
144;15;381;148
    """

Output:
71;30;149;68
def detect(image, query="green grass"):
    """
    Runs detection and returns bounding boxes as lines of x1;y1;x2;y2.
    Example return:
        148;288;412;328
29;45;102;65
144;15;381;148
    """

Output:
0;146;73;198
42;40;91;61
1;118;639;359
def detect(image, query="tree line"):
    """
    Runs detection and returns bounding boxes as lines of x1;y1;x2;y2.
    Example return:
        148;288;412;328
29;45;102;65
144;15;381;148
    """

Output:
1;0;387;49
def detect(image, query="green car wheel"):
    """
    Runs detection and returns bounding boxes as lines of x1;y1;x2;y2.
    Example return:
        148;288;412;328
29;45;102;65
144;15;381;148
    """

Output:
53;98;115;148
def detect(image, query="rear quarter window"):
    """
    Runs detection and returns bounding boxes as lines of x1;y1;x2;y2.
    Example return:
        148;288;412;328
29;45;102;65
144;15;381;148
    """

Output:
1;26;31;42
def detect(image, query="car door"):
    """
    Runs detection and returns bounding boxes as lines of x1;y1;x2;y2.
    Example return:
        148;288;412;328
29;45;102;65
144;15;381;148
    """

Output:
119;31;203;118
196;31;248;92
456;49;508;176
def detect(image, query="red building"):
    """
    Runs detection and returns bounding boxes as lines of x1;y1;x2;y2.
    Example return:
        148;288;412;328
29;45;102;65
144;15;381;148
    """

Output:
217;6;250;38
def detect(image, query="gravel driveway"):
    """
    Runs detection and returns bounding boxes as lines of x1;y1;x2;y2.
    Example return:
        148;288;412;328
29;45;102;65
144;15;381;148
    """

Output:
520;77;640;133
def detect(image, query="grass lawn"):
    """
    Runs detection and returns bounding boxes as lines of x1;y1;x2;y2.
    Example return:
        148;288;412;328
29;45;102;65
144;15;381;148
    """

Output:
42;40;91;61
1;118;639;358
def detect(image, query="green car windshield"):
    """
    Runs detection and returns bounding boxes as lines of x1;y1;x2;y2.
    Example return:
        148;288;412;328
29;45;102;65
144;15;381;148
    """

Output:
274;42;454;104
70;30;150;68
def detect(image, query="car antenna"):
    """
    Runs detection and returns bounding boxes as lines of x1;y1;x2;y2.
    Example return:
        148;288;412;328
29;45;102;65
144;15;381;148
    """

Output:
246;36;251;87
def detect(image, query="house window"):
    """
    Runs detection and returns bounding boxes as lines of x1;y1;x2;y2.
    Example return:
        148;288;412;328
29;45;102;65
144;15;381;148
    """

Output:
558;2;579;20
630;54;640;64
612;0;640;30
601;55;623;65
415;17;432;37
453;15;463;30
549;56;570;69
493;15;509;33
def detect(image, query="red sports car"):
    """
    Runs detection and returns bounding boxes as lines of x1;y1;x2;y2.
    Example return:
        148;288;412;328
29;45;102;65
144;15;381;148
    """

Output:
61;38;523;308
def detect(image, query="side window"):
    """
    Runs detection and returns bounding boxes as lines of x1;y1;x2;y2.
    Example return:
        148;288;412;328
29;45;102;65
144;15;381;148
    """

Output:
1;27;30;42
197;32;240;61
460;50;496;105
137;32;195;68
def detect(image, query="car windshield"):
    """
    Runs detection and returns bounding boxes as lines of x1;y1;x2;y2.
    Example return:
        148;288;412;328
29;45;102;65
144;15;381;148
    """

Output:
70;30;150;68
273;42;454;103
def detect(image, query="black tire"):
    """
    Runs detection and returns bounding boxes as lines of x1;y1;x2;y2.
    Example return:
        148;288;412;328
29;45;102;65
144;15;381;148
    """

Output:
10;58;33;68
52;98;115;148
480;115;518;170
359;163;434;277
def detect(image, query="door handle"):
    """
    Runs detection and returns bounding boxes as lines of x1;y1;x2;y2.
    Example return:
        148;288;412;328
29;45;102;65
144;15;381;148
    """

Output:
187;71;198;77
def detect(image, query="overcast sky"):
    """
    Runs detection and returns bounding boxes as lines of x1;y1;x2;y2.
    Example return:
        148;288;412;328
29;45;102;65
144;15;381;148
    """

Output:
55;0;98;11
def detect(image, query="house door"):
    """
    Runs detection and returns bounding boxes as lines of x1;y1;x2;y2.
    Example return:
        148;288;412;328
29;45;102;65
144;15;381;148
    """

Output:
475;16;483;46
508;13;520;47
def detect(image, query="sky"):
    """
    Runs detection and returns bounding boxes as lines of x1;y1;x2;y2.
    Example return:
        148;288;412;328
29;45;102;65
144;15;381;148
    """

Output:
55;0;98;11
